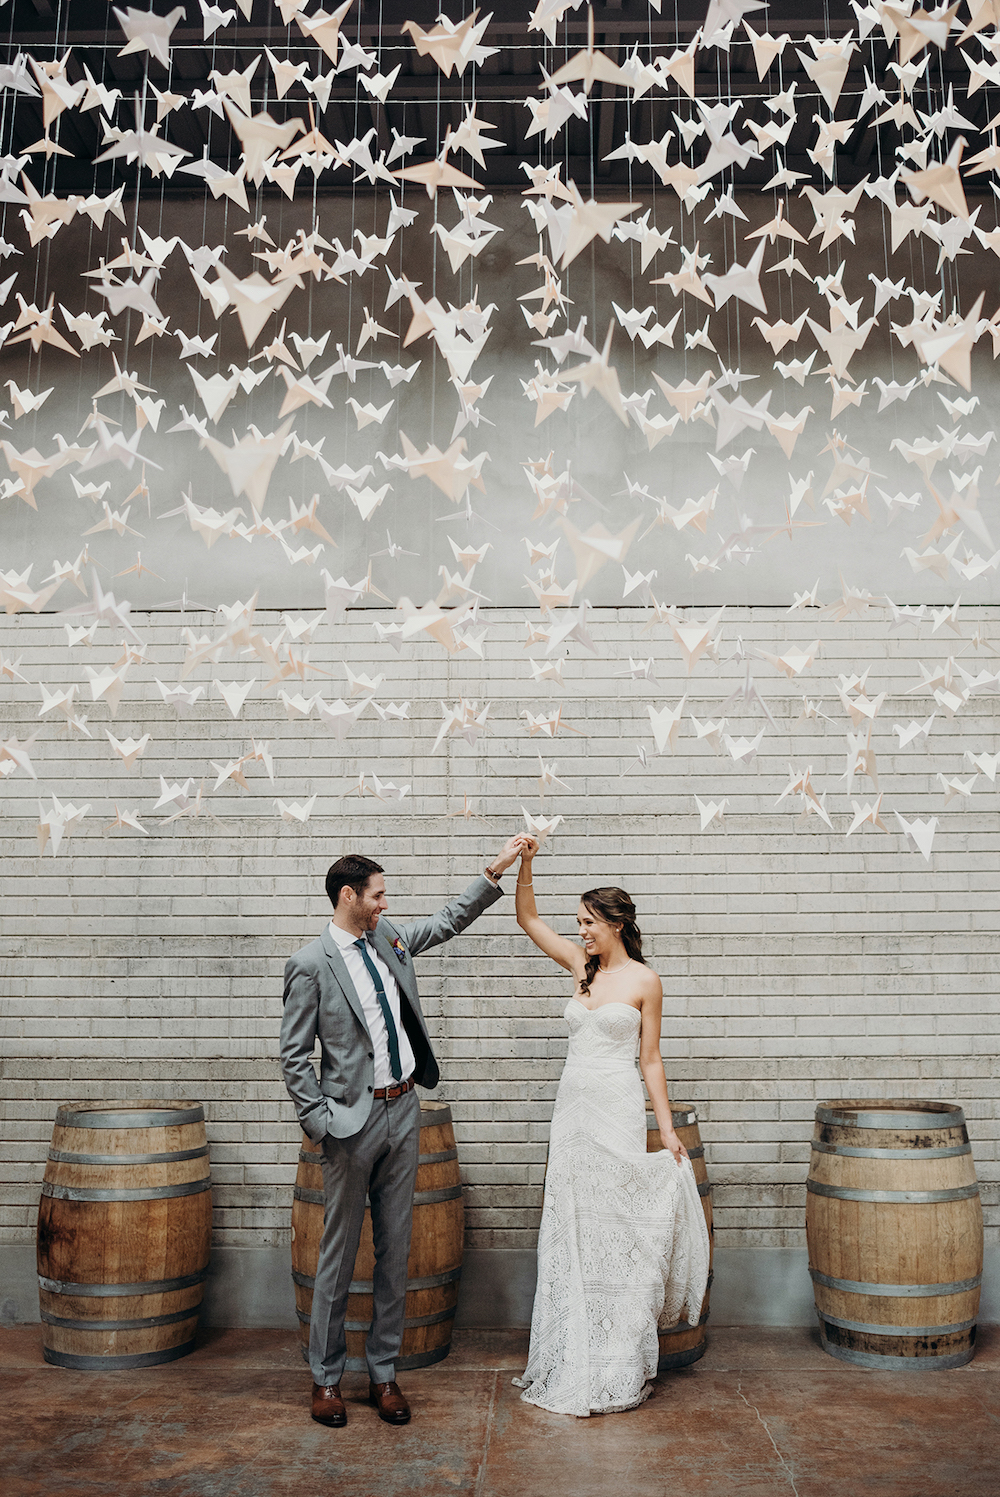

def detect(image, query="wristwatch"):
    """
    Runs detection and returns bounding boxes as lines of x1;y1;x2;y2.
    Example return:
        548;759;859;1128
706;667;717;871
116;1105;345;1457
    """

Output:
485;863;503;881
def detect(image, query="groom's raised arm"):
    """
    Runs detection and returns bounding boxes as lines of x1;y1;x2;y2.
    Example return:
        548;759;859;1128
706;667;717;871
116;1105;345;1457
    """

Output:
396;837;523;957
396;873;503;958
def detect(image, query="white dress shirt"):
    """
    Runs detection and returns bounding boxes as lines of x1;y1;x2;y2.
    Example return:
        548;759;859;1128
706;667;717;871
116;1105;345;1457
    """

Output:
328;921;415;1088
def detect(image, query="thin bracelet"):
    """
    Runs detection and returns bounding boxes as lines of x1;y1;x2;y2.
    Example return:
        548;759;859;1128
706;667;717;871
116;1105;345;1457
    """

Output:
516;876;534;886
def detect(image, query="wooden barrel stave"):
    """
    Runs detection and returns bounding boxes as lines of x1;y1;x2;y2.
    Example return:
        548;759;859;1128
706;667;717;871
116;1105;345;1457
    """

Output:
806;1099;983;1369
647;1104;713;1370
808;1197;982;1323
37;1102;212;1370
291;1100;463;1371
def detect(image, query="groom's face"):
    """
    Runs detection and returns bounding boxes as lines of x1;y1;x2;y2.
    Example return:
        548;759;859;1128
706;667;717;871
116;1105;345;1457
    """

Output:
354;874;388;932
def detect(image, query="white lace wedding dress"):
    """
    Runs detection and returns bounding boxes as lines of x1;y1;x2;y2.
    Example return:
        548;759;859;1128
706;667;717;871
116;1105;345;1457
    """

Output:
513;999;711;1417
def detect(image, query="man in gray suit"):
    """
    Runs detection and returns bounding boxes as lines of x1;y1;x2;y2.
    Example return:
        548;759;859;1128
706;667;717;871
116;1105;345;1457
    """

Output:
280;841;522;1426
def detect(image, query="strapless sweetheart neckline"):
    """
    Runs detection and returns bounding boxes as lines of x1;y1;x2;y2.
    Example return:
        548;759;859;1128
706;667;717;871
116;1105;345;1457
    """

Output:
568;998;641;1017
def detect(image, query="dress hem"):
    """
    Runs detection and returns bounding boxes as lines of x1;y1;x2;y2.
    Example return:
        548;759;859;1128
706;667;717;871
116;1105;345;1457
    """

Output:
512;1376;655;1418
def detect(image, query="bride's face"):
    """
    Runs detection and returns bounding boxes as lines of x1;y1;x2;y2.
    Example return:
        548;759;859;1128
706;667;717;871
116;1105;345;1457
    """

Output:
577;904;617;960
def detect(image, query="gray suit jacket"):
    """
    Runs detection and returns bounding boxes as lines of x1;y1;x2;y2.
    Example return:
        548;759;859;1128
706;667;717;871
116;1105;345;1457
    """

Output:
280;874;503;1140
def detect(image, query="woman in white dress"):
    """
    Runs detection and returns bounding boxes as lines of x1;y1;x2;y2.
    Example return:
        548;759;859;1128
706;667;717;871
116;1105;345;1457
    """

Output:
512;838;710;1417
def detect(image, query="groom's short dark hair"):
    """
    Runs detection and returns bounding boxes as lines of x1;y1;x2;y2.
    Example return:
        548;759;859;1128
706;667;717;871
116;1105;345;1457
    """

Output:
326;854;385;908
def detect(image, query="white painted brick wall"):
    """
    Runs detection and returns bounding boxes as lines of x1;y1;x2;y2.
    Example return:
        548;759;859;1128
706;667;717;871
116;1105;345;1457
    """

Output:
0;606;998;1256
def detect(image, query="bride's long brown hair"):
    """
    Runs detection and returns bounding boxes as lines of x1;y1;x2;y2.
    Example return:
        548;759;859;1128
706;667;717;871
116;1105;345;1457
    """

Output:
578;887;646;996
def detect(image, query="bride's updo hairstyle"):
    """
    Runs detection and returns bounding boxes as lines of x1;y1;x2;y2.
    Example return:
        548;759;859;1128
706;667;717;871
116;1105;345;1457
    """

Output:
578;887;646;996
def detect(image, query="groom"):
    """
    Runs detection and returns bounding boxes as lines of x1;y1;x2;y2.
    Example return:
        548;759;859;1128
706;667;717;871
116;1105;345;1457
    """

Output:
280;840;522;1426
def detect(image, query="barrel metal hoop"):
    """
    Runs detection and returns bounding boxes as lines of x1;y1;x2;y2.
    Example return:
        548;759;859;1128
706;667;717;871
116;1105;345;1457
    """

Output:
647;1110;698;1129
42;1342;198;1371
292;1185;325;1206
817;1310;978;1338
806;1180;980;1204
47;1146;210;1166
345;1307;456;1332
819;1338;976;1372
413;1185;463;1206
38;1269;209;1298
297;1184;462;1207
657;1341;707;1370
684;1146;705;1160
659;1309;711;1335
348;1266;463;1294
418;1148;459;1165
697;1180;712;1198
55;1107;205;1129
810;1141;972;1160
41;1178;212;1203
297;1150;322;1165
814;1106;966;1130
419;1107;452;1129
293;1265;463;1295
397;1345;452;1370
810;1269;983;1298
40;1306;200;1332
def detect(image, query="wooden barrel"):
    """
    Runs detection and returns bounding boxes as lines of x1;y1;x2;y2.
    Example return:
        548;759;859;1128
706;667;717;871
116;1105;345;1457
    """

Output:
291;1099;463;1372
36;1101;212;1370
807;1099;983;1370
647;1103;714;1370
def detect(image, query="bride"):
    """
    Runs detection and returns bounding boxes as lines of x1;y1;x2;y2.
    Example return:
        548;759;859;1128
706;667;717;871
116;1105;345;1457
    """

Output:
511;837;710;1417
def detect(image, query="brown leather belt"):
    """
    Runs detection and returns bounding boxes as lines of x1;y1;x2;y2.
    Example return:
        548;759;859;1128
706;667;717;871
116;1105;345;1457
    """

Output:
373;1077;415;1100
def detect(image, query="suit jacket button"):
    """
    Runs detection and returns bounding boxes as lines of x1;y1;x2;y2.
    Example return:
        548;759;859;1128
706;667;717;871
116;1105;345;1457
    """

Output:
368;1085;373;1093
368;1052;374;1059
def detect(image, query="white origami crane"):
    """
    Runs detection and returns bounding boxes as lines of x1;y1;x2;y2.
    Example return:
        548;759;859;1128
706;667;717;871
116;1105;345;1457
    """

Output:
433;699;491;753
37;794;91;856
105;805;149;836
105;731;151;770
522;807;564;846
849;786;891;841
276;795;318;824
648;698;687;755
114;6;185;70
0;732;38;778
694;796;728;831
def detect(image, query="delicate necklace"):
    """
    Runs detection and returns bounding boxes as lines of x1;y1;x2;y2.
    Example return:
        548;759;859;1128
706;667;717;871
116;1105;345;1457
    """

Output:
598;957;633;975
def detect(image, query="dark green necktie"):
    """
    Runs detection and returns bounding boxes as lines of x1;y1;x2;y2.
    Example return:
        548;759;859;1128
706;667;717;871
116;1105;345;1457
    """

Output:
354;938;402;1082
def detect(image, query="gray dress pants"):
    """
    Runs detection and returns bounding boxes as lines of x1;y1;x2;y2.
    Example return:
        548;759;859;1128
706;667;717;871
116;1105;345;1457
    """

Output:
309;1086;420;1385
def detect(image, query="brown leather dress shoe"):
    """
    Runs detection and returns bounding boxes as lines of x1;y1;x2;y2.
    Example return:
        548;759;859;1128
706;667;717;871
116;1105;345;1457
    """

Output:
311;1382;347;1426
368;1380;411;1425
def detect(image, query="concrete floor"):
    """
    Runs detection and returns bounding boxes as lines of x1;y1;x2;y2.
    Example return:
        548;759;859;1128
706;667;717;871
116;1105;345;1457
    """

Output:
1;1324;998;1497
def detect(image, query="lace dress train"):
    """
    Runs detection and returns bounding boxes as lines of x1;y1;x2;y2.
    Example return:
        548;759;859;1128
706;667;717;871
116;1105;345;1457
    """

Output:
513;1000;710;1417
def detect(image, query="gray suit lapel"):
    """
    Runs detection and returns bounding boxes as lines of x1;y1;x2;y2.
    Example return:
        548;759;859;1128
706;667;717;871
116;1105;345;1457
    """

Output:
319;926;370;1035
373;921;418;1003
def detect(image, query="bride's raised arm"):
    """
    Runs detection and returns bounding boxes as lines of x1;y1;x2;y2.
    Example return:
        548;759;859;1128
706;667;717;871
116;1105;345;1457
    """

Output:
514;838;583;975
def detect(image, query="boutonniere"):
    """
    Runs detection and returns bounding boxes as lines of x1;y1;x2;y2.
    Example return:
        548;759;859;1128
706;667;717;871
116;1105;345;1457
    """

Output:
391;937;407;962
